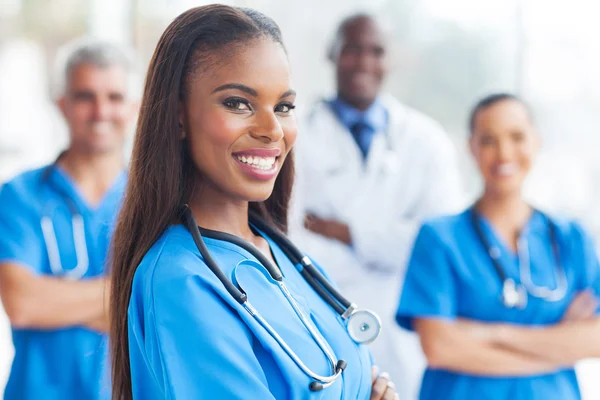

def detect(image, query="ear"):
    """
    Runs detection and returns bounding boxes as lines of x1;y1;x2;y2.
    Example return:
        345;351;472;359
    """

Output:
178;101;186;140
327;44;336;63
468;135;477;158
327;35;341;63
56;96;67;118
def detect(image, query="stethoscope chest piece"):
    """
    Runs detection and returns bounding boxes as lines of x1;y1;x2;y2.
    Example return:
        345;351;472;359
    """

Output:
346;309;382;344
502;278;528;309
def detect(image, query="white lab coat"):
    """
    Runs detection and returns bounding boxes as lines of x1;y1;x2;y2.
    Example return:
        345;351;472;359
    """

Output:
290;95;465;400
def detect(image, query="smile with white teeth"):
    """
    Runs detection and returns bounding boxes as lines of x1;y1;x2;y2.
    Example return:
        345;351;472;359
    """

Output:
236;155;277;170
496;163;518;176
90;121;114;136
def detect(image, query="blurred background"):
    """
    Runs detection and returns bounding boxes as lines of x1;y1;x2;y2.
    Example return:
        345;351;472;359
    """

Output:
1;0;600;397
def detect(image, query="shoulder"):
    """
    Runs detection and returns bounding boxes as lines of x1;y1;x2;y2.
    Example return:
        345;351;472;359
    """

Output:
382;95;455;154
132;225;250;299
0;166;46;200
0;166;47;215
416;209;472;248
133;225;204;291
382;95;445;134
544;212;594;250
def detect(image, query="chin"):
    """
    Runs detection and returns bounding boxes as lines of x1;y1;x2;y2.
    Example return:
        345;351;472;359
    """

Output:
237;185;276;204
487;180;523;196
81;137;122;152
349;92;376;105
88;145;121;155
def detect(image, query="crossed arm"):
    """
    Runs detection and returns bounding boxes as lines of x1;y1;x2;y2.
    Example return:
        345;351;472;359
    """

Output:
0;263;110;331
415;291;600;376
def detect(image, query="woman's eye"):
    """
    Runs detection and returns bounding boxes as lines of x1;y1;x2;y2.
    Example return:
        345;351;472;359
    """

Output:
275;102;296;114
223;98;251;111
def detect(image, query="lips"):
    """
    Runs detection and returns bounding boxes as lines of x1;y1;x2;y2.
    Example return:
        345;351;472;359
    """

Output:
232;148;282;181
350;72;375;86
490;162;520;179
90;121;114;136
232;148;282;158
235;154;276;170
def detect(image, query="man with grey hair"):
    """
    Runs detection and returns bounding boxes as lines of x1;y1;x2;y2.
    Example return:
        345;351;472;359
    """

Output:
292;13;465;400
0;39;137;399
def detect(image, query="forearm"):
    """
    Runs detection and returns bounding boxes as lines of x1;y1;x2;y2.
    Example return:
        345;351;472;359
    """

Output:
495;319;600;365
438;341;561;376
416;319;560;377
0;265;108;329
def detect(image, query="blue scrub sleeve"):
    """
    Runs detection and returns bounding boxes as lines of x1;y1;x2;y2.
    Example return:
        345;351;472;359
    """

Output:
572;222;600;313
395;223;457;331
0;183;44;273
147;270;277;399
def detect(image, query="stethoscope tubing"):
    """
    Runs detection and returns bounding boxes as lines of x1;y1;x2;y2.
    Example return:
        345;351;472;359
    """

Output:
470;207;567;302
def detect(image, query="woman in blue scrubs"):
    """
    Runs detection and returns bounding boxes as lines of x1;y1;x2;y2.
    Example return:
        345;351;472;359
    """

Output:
109;5;398;400
396;93;600;400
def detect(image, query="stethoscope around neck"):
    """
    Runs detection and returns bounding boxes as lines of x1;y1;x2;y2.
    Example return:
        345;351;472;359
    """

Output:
470;208;568;309
180;205;381;392
39;161;89;280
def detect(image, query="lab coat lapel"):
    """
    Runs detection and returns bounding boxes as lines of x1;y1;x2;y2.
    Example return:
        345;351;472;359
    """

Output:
360;99;407;191
324;105;365;178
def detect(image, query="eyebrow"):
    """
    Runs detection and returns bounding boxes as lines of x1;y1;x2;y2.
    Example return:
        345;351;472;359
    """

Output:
212;83;296;99
280;89;296;99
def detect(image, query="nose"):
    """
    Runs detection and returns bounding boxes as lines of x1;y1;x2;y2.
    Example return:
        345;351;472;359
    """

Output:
91;98;111;121
250;109;284;143
357;51;372;71
497;139;513;160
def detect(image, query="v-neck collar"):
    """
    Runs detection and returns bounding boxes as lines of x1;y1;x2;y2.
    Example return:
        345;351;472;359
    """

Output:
472;208;545;258
49;165;127;214
197;224;288;278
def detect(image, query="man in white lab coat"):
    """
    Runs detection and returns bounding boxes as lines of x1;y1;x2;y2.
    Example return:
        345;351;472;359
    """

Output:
292;14;465;400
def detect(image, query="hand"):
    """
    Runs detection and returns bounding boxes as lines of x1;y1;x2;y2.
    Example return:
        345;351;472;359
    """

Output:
102;278;111;316
562;290;599;323
370;366;399;400
84;278;111;333
303;213;352;245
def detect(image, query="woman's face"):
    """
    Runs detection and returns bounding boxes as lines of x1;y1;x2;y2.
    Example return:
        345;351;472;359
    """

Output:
181;37;297;203
469;99;540;196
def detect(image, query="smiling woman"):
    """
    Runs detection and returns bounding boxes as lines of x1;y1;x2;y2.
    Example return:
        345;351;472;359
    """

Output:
109;5;397;400
395;93;600;400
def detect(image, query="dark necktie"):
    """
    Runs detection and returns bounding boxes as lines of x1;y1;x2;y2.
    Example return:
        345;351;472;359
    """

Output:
350;120;375;159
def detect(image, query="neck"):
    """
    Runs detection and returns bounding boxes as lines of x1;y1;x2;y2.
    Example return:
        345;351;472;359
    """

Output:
475;188;532;245
337;93;375;112
189;184;254;242
57;148;124;206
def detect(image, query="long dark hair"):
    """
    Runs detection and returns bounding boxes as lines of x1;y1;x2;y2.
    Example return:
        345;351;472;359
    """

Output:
109;5;293;399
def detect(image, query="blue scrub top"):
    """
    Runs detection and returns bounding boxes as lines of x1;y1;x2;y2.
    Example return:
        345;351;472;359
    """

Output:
0;165;127;400
396;208;600;400
128;224;374;399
